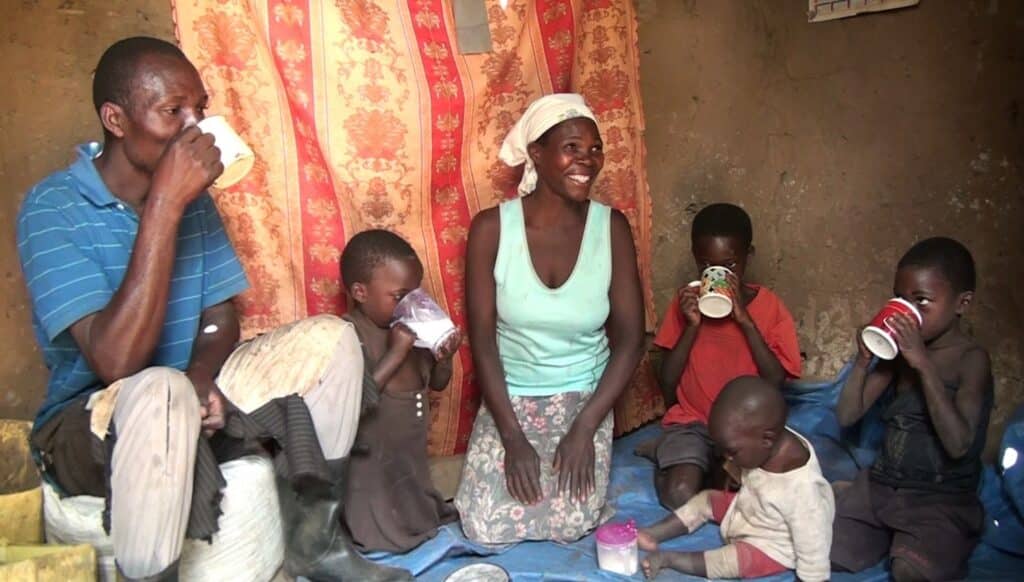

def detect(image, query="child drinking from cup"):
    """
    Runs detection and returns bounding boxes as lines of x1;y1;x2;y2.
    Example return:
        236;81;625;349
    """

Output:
339;229;460;552
639;376;834;581
637;203;802;509
831;237;993;582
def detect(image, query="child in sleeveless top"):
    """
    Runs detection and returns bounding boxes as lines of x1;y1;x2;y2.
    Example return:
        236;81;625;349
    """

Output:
832;237;993;581
339;230;460;553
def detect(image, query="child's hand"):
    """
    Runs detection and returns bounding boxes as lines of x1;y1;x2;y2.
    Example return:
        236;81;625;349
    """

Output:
854;326;873;366
888;312;928;369
678;284;701;327
388;322;417;354
637;529;659;552
725;272;752;327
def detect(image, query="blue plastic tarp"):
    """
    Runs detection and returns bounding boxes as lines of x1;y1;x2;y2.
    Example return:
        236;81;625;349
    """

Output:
360;368;1023;580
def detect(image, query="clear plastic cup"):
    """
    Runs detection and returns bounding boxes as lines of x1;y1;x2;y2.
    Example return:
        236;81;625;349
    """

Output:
391;288;459;359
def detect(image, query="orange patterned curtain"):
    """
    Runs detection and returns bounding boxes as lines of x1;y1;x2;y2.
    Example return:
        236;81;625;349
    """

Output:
172;0;661;455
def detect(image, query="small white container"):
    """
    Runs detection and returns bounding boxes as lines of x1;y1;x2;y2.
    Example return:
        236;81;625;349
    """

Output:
595;519;638;576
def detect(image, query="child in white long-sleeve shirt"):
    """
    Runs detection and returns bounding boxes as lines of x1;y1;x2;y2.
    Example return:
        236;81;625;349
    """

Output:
639;376;834;581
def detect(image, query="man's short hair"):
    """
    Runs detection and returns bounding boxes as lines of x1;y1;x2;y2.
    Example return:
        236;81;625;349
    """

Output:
340;230;420;288
898;237;976;293
92;36;187;114
691;202;753;248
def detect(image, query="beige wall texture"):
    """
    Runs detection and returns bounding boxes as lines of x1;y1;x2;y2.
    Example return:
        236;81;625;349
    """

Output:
2;0;1021;457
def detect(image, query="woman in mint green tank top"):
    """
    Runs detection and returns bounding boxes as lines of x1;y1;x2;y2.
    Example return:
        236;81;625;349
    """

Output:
455;94;645;543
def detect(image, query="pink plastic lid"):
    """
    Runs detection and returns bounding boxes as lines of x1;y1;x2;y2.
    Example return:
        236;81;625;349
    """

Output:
595;519;637;546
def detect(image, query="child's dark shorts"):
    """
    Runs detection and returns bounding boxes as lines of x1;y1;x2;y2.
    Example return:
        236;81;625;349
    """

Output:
831;469;983;581
655;421;714;471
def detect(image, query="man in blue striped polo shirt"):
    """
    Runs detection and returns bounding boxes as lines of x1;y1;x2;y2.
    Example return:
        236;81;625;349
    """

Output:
17;37;410;582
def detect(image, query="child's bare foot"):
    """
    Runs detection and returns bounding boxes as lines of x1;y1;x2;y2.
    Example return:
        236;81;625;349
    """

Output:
633;438;659;461
637;528;659;552
641;551;667;579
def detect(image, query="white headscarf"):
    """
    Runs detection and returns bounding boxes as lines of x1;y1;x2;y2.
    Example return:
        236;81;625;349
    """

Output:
498;93;598;196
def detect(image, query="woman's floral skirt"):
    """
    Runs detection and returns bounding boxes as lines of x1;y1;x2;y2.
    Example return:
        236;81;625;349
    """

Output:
455;391;613;544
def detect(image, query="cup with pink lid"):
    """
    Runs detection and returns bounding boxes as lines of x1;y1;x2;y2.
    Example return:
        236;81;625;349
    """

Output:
595;519;638;575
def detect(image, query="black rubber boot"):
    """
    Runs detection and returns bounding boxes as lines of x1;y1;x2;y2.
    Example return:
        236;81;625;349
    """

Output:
277;459;413;582
116;559;179;581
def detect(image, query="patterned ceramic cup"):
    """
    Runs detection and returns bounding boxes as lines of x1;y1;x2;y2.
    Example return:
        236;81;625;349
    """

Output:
197;115;255;189
860;297;922;360
698;266;734;318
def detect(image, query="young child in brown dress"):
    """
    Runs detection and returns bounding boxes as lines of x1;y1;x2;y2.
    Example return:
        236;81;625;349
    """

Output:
339;229;460;553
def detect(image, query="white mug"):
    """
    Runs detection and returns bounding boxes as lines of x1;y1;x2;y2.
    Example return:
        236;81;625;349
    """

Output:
697;266;734;318
197;115;255;189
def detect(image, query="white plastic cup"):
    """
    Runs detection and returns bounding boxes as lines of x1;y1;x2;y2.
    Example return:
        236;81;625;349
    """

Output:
698;266;734;318
197;115;255;189
391;288;459;359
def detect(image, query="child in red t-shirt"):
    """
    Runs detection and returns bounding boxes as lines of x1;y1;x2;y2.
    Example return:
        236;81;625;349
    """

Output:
637;203;802;509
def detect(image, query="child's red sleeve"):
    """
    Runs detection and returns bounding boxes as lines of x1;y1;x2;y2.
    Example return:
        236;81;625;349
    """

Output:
653;296;687;350
768;299;802;379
